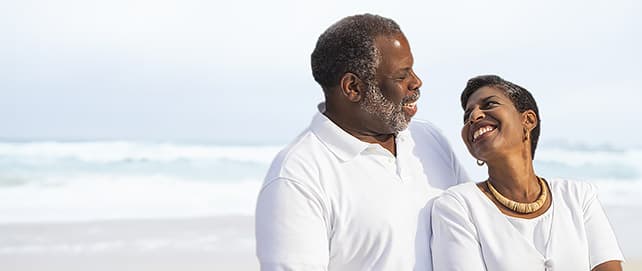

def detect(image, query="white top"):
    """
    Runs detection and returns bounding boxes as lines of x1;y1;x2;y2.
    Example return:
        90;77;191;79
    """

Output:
256;105;469;271
505;208;553;256
431;179;624;271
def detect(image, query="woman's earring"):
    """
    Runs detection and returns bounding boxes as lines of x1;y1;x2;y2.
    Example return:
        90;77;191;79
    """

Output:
523;128;529;141
476;160;485;166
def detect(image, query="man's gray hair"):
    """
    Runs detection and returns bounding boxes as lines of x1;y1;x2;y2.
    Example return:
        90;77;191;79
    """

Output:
311;14;402;91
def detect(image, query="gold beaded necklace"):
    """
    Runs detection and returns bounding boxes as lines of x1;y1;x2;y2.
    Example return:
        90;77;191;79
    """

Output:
487;177;548;214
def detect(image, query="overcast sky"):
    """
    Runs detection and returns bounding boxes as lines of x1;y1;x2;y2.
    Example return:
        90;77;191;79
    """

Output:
3;0;640;148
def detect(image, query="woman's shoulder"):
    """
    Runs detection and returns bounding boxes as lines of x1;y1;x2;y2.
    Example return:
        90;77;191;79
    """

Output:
546;178;598;207
433;182;484;211
547;178;597;194
443;182;481;198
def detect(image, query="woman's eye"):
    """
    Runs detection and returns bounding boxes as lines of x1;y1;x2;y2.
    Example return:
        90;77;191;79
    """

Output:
485;101;499;107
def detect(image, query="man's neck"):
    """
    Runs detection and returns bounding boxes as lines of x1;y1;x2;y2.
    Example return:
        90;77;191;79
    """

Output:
322;109;397;156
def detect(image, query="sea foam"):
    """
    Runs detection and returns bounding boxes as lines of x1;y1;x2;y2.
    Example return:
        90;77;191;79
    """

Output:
0;141;640;223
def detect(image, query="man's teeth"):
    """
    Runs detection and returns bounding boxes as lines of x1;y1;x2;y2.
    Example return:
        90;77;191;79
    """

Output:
403;102;417;107
473;126;495;141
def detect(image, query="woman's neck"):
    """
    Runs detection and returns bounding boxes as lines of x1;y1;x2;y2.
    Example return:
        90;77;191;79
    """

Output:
486;152;539;202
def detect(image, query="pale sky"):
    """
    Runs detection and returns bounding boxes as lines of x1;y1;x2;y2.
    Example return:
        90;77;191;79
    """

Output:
3;0;640;148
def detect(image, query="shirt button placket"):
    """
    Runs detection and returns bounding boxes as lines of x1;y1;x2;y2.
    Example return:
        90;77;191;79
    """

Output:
544;259;553;271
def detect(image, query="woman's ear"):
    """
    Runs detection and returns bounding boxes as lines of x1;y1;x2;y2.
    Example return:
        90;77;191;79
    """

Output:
339;72;365;103
522;109;538;132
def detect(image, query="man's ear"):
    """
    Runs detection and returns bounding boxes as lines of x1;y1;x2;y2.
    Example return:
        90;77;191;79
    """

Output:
522;109;538;132
339;73;365;103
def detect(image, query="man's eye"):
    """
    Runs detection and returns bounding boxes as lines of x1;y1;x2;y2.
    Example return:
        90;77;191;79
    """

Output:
395;73;408;80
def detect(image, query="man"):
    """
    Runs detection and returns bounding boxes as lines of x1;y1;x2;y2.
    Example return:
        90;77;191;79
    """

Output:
255;14;468;270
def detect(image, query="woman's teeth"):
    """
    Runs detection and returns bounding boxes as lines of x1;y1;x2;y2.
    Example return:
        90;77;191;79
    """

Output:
473;126;495;141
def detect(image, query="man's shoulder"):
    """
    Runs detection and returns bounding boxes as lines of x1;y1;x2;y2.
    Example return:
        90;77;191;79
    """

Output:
264;129;329;185
408;118;440;132
272;129;324;163
405;119;454;156
407;119;448;142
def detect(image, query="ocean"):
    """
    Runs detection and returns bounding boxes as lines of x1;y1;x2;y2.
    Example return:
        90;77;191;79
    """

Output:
0;141;640;223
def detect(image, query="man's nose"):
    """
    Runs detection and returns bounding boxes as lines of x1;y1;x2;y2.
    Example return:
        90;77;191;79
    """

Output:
409;70;422;90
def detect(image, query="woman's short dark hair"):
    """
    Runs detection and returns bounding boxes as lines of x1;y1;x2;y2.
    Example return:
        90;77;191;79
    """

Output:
460;75;541;159
311;14;401;91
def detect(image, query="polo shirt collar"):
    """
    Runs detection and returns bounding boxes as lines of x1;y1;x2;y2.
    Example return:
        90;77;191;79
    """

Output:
311;103;411;161
396;126;411;142
310;103;369;161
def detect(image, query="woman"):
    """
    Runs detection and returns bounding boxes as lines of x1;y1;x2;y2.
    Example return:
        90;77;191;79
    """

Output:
431;75;624;271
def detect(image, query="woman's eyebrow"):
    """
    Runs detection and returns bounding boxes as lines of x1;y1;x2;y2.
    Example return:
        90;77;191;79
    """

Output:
463;95;501;119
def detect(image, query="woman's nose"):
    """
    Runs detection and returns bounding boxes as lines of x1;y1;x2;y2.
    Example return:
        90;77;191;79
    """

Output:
468;108;485;124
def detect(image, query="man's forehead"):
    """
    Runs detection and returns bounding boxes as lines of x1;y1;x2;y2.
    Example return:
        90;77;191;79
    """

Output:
375;33;406;46
374;33;413;68
392;39;402;48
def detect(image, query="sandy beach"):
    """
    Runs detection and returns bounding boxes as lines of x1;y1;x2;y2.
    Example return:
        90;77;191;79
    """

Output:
1;207;640;270
0;216;258;271
605;206;642;270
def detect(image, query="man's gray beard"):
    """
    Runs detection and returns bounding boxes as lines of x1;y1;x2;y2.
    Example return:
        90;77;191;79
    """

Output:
359;81;409;133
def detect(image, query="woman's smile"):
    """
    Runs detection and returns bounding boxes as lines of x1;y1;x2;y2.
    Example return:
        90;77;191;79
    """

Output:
472;125;496;143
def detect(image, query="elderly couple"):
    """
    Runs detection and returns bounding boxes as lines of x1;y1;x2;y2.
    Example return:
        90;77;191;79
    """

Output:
255;14;623;271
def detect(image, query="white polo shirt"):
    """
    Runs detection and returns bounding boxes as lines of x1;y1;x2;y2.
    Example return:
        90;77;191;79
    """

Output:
255;106;469;271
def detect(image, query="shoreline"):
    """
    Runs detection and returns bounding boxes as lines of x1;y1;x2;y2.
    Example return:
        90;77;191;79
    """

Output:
1;206;640;270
